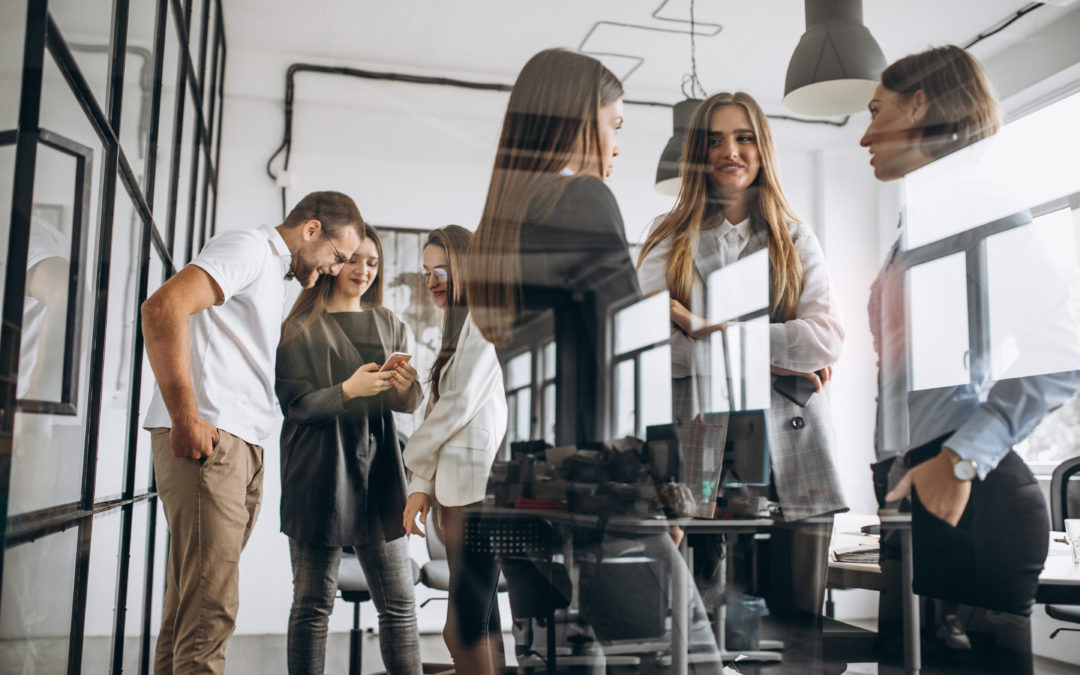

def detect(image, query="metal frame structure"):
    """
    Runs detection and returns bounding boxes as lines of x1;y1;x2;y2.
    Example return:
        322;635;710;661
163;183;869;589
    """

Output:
0;0;226;672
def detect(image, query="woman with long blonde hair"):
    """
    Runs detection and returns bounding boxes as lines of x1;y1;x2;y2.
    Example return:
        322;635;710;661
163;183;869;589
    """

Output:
638;92;846;621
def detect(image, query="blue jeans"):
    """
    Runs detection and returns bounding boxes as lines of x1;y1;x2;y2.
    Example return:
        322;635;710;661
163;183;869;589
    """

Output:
287;537;421;675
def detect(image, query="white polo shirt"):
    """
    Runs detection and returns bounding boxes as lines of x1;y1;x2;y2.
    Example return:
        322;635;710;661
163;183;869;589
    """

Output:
143;224;293;445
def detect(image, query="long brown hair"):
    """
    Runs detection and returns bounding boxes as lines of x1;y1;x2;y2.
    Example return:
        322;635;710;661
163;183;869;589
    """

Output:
281;222;383;344
466;48;623;346
637;92;804;322
881;45;1001;160
426;225;472;402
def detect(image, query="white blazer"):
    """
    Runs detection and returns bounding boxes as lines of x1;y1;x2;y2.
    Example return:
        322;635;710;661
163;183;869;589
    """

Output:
403;313;508;507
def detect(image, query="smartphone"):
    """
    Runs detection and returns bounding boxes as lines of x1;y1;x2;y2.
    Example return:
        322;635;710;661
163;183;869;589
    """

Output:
772;374;815;407
379;351;412;372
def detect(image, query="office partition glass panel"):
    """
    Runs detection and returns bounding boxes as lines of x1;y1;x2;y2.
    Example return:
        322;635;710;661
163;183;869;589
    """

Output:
96;173;147;500
121;502;152;672
0;143;14;306
152;9;181;223
50;0;113;109
510;388;532;443
120;0;161;188
542;382;556;446
0;528;79;674
82;509;123;671
0;1;26;128
908;253;970;391
172;94;196;261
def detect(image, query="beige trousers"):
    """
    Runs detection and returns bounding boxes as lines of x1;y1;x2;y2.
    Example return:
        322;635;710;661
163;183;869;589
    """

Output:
151;428;264;675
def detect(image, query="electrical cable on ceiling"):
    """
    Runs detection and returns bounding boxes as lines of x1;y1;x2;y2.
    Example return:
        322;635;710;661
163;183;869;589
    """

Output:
964;2;1045;49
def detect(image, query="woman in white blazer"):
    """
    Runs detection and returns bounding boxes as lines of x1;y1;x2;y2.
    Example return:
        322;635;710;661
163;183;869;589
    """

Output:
402;225;507;675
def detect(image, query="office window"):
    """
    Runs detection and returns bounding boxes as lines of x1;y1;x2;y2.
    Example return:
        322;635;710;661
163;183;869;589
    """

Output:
505;351;533;443
610;291;671;439
897;90;1080;471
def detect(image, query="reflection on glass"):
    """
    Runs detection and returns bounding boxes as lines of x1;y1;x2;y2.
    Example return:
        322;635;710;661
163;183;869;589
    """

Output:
908;253;970;390
706;249;769;325
986;209;1080;380
613;291;668;354
613;358;635;439
82;510;122;668
120;503;152;673
542;382;555;446
639;344;672;429
0;528;78;674
0;1;26;128
542;341;555;381
906;90;1080;249
49;0;112;107
152;10;181;223
512;389;532;443
505;352;531;391
703;249;771;412
18;214;71;402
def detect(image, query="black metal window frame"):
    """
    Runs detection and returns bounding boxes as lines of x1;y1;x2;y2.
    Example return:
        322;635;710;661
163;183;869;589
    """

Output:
0;1;227;674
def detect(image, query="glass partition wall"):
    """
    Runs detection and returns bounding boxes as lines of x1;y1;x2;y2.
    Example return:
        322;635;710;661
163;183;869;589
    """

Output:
0;1;226;672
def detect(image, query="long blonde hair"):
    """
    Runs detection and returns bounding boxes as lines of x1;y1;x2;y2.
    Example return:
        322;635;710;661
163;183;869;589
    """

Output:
637;92;803;322
466;48;623;346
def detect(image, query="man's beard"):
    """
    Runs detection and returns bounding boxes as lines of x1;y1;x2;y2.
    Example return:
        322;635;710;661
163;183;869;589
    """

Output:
287;248;321;288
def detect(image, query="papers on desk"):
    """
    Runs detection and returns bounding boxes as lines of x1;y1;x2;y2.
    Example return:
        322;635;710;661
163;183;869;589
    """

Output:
831;542;881;564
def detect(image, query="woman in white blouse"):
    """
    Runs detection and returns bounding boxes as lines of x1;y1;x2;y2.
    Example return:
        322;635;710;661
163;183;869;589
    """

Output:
401;225;507;675
637;91;846;622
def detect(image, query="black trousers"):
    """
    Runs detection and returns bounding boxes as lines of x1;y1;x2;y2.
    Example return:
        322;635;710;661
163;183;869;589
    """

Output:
906;439;1049;616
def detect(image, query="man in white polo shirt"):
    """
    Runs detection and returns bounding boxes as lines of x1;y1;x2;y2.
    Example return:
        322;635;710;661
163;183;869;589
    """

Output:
141;191;364;675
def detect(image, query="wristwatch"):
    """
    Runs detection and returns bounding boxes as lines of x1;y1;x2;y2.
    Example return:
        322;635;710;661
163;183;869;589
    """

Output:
941;447;977;481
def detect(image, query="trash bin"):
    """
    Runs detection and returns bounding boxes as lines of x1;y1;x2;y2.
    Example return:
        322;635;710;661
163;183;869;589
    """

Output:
724;593;769;651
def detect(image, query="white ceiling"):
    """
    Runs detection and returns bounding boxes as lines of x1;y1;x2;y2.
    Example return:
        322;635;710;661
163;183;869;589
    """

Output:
222;0;1072;107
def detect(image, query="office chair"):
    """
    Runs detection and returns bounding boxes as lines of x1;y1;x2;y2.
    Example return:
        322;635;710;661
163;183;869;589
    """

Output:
337;552;421;675
420;518;508;606
1047;455;1080;639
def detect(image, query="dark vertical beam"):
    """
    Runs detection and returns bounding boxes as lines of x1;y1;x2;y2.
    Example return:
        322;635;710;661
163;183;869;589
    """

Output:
210;11;225;238
0;0;49;605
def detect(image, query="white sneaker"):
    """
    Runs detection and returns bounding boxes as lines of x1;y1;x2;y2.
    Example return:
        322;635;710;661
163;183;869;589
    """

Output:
936;613;972;650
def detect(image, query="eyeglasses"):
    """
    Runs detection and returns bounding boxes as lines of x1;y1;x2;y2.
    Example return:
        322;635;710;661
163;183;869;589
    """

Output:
421;268;448;282
323;231;349;265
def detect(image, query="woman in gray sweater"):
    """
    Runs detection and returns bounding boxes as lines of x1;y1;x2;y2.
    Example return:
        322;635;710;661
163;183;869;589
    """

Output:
276;223;423;675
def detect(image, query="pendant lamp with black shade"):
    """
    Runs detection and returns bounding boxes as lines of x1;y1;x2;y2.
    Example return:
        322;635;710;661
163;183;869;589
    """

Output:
783;0;886;116
655;98;702;196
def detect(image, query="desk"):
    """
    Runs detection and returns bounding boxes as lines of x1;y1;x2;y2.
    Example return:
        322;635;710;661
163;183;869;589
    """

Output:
828;515;1079;675
467;507;771;675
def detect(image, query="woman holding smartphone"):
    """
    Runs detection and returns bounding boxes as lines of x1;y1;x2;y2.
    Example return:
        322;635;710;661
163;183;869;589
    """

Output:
277;223;422;675
402;225;508;675
637;92;846;621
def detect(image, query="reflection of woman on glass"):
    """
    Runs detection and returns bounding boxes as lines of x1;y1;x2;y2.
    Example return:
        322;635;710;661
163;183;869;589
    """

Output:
467;48;721;670
861;46;1080;637
638;92;846;619
276;223;422;675
402;226;507;675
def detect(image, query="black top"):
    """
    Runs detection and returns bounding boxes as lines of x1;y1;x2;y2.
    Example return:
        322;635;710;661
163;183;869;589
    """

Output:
276;307;422;547
516;175;641;444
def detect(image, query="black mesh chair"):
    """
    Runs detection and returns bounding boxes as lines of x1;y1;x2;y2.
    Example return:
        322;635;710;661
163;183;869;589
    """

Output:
1047;455;1080;639
337;553;421;675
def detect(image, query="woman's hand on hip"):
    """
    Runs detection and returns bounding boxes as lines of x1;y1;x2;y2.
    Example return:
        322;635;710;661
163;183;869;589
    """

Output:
403;492;431;537
341;362;394;400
